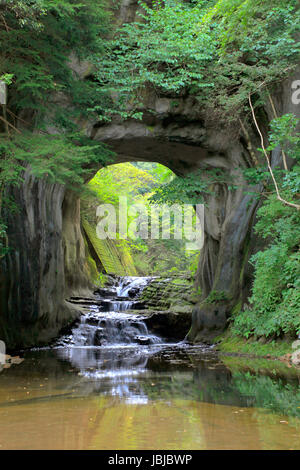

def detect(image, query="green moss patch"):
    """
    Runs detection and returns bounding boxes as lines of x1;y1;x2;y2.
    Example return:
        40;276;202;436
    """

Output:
215;330;294;358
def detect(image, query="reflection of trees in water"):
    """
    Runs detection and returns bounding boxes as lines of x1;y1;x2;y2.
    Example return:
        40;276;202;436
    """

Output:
191;362;256;408
141;349;300;417
3;348;299;418
232;373;300;420
143;351;253;407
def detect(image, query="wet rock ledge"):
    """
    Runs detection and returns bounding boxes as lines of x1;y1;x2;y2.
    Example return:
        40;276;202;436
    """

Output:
127;275;198;340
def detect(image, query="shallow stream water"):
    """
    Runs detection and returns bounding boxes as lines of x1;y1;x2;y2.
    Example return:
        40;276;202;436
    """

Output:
0;277;299;450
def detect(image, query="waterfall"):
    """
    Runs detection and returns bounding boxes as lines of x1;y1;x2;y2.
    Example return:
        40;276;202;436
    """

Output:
116;276;150;297
56;276;161;348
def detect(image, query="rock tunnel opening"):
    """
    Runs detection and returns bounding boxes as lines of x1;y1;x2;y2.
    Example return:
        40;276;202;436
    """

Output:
78;123;262;343
80;160;200;278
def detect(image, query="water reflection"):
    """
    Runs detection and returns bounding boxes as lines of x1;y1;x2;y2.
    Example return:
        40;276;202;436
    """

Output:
56;345;153;404
0;346;299;450
2;344;299;416
1;275;299;449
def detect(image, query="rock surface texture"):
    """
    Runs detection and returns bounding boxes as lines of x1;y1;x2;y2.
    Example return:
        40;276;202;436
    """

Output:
0;173;92;348
128;276;196;339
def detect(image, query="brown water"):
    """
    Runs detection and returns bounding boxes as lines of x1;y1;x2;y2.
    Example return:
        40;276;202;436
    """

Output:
0;346;299;450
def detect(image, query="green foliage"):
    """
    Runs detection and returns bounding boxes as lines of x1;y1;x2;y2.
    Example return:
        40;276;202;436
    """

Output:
87;162;158;207
0;0;47;30
217;331;294;357
232;194;300;339
242;114;300;200
0;132;114;257
149;167;231;205
0;1;114;257
94;0;215;120
206;290;229;303
189;252;200;277
82;161;198;276
0;132;113;191
267;114;300;196
0;0;111;126
97;271;107;288
267;114;300;160
232;197;300;339
94;0;300;120
232;115;300;339
0;73;14;85
232;372;300;419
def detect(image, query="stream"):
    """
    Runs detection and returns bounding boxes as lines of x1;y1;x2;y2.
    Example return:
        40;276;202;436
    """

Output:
0;276;299;450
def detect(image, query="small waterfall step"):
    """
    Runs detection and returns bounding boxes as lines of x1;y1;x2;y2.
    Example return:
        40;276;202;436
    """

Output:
67;298;145;311
57;276;161;348
115;276;154;298
56;312;161;347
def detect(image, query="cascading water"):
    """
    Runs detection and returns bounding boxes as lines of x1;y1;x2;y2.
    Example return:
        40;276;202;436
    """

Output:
116;276;150;298
54;277;164;402
57;277;161;348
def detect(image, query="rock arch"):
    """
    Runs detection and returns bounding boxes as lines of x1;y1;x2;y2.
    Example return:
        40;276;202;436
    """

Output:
89;111;260;343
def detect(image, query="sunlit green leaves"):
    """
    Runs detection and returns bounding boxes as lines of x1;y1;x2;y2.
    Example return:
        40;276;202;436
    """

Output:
94;0;300;120
149;167;232;205
0;132;114;192
267;114;300;161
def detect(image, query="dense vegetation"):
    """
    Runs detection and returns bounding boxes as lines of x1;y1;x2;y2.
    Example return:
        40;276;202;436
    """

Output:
232;115;300;340
0;0;114;256
96;0;300;121
0;0;111;122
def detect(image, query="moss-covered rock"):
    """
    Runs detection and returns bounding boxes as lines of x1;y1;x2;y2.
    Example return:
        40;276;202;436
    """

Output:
82;218;137;276
129;275;197;339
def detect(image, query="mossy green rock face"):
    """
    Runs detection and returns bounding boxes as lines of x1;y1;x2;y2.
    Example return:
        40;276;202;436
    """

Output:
140;276;196;307
82;218;136;276
132;276;196;339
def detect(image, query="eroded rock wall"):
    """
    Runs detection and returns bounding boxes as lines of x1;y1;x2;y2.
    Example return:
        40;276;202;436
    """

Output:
187;71;300;343
0;171;91;349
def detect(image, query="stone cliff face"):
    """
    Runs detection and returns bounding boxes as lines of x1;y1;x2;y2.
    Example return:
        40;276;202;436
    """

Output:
0;175;91;348
0;1;299;348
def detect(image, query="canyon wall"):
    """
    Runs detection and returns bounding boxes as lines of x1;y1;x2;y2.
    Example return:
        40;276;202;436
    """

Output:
0;176;91;348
